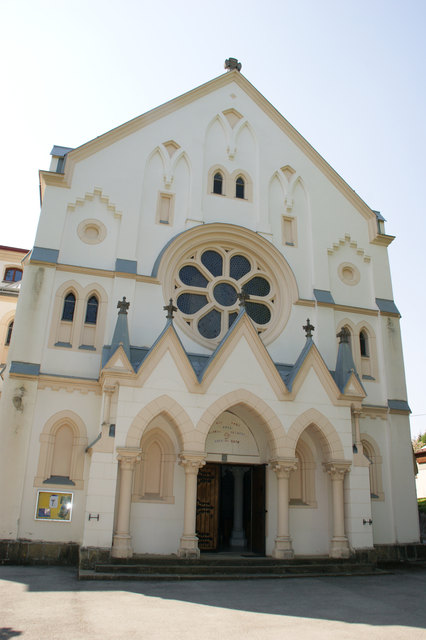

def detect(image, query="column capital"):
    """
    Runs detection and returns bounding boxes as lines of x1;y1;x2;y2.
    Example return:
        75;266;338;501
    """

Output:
179;452;206;473
323;460;351;480
103;385;116;395
116;447;142;469
270;458;298;478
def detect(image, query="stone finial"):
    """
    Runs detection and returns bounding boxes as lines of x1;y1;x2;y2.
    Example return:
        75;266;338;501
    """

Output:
237;290;250;308
303;318;314;338
117;297;130;315
336;327;349;343
225;58;242;72
163;298;177;320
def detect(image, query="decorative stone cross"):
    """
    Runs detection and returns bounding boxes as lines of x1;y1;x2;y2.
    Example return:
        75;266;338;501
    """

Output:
237;290;250;308
117;296;130;315
336;327;349;343
163;298;177;320
225;58;242;72
303;318;314;338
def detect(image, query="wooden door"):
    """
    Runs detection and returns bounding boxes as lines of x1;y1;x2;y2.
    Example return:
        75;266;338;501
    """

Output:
251;465;266;555
196;463;219;551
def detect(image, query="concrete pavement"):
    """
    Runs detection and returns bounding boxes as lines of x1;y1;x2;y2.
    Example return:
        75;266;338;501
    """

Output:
1;565;426;639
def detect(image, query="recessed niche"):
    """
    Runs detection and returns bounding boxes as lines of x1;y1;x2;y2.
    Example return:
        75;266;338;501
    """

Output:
338;262;360;286
77;219;107;245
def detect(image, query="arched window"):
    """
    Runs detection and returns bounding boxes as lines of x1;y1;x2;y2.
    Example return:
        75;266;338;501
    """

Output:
213;172;223;195
51;425;73;479
61;293;76;321
85;295;99;324
133;427;176;503
361;436;384;500
34;413;87;490
5;320;13;346
359;330;369;357
235;176;245;199
4;267;22;282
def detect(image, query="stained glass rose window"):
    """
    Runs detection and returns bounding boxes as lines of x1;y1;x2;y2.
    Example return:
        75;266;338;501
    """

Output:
174;247;274;344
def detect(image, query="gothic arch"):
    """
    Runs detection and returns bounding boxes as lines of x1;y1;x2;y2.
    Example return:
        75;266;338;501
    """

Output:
285;408;345;460
195;389;283;457
125;395;192;451
34;410;88;489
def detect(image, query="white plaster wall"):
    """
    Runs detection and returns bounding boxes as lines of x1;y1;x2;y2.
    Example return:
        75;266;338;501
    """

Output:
415;464;426;499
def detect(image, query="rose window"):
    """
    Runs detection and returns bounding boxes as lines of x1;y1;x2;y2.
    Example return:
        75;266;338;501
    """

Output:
174;248;274;344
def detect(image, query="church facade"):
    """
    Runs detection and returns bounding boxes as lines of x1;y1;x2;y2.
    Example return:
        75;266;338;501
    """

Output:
0;61;419;563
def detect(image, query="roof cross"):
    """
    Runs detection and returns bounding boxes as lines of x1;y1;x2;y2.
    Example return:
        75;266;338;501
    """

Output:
163;298;177;320
303;318;314;338
336;327;350;343
117;297;130;315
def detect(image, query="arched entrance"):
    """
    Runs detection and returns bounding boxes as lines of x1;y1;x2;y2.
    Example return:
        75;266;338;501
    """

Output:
196;410;268;554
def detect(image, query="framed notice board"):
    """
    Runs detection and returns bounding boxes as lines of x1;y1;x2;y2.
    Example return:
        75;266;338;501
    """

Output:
35;490;73;522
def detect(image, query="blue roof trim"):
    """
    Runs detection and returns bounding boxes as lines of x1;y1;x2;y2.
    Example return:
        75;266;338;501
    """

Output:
50;145;73;157
115;259;137;274
10;361;40;376
31;247;59;264
313;289;335;304
376;298;400;315
285;338;315;391
372;209;386;222
388;399;411;412
334;337;365;395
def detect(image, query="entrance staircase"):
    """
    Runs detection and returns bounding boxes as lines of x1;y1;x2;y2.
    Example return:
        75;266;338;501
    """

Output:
78;554;386;581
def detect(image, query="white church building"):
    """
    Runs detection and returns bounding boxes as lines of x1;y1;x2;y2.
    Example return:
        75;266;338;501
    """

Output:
0;59;419;566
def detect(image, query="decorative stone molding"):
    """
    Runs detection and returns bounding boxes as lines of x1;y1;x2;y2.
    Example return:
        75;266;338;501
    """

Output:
178;452;206;559
323;460;351;559
271;457;298;558
111;448;141;559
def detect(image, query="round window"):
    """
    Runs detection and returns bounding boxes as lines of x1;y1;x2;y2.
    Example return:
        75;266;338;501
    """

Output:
174;247;274;344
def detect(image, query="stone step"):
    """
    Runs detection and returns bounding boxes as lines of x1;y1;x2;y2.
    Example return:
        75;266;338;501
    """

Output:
92;562;375;575
79;567;388;581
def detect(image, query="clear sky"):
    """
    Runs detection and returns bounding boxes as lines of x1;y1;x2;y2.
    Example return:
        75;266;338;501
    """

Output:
1;0;425;435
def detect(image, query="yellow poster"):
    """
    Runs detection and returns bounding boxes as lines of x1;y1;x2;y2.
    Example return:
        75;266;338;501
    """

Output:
35;491;73;521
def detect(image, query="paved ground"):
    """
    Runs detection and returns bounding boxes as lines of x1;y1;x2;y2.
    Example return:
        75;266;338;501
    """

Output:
1;565;426;640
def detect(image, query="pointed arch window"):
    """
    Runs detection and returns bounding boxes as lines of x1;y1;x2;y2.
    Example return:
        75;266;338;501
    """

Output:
213;172;223;195
235;176;245;199
359;330;369;357
61;293;76;321
5;320;13;346
85;295;99;324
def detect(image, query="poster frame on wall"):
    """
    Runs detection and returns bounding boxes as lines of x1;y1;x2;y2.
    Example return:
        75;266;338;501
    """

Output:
34;489;74;522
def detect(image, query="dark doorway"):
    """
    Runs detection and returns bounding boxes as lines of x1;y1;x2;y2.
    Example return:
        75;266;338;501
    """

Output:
196;463;265;554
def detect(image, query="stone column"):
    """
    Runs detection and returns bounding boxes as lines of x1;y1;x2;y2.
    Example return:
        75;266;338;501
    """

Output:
271;458;298;559
324;461;351;558
230;466;247;548
178;453;206;559
111;448;141;559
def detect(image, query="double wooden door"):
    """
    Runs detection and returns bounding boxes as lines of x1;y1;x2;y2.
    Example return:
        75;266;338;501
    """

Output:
196;463;265;554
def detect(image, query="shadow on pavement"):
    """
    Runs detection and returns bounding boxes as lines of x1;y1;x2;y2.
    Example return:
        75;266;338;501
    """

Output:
1;565;425;631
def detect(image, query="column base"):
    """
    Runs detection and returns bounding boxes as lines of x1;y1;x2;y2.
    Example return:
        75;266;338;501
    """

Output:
111;534;133;558
230;530;247;548
178;535;200;559
329;536;350;559
272;536;294;559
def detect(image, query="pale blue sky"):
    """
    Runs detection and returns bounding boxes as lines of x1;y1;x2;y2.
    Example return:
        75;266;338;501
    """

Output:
1;0;425;434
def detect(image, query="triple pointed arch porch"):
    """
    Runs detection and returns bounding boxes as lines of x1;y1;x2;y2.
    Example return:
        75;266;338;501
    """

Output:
112;390;351;559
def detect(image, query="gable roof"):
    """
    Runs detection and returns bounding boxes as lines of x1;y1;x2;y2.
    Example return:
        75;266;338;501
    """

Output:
100;309;360;407
41;70;379;231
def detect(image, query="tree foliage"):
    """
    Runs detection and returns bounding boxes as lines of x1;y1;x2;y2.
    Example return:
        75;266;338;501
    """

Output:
412;432;426;452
